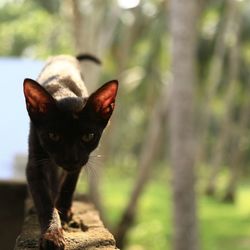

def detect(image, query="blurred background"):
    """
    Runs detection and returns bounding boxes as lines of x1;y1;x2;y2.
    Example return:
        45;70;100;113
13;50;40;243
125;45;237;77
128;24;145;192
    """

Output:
1;0;250;250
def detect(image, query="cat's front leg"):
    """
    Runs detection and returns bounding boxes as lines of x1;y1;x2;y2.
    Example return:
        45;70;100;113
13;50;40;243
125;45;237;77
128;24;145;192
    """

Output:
40;208;65;250
56;170;81;223
26;164;66;250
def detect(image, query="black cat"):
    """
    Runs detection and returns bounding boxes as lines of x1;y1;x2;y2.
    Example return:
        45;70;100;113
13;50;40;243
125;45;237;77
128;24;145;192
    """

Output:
23;55;118;249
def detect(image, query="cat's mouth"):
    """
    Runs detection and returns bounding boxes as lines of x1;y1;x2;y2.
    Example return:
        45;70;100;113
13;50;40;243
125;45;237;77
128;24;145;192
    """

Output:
60;165;82;172
56;158;88;172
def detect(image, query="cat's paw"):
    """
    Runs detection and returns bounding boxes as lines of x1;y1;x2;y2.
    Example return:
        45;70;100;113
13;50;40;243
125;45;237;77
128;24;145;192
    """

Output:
39;228;65;250
59;208;73;223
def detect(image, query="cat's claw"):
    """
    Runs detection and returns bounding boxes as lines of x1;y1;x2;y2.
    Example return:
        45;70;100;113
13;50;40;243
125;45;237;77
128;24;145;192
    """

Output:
40;228;65;250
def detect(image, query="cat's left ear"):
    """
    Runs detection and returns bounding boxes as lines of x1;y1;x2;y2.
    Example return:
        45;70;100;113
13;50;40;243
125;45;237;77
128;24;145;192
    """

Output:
87;80;118;121
23;78;57;122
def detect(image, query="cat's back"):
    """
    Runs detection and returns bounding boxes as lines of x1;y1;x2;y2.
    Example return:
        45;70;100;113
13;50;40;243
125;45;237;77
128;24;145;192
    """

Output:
37;55;88;101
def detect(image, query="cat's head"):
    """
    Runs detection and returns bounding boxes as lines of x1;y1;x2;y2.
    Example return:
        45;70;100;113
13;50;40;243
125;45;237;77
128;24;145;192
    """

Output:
23;78;118;172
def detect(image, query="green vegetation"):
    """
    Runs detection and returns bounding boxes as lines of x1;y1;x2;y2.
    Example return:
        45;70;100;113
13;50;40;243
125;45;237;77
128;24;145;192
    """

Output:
2;0;250;249
79;170;250;250
0;1;73;57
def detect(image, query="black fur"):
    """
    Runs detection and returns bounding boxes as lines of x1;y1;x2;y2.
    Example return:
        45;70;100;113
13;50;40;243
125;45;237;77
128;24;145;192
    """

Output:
76;53;101;65
23;55;118;250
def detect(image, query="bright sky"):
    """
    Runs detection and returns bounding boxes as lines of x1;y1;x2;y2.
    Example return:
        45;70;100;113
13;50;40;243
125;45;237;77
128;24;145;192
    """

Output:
117;0;140;9
0;57;44;180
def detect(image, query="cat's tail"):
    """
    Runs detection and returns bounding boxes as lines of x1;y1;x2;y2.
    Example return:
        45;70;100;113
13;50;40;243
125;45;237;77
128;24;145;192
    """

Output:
76;54;101;65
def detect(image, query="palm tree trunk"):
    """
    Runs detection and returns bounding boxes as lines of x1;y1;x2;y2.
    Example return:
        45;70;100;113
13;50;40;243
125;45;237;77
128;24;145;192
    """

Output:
169;0;199;249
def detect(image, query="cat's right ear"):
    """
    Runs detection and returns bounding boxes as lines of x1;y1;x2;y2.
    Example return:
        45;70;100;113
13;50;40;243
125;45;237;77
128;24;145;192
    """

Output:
23;78;57;121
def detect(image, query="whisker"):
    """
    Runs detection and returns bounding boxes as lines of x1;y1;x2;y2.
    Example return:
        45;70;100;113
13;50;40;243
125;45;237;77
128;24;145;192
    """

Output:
89;153;103;159
84;161;100;180
83;164;93;180
87;162;96;177
87;158;103;170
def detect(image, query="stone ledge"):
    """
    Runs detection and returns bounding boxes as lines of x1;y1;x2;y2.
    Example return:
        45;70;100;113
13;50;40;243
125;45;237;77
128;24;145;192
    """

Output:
15;201;118;250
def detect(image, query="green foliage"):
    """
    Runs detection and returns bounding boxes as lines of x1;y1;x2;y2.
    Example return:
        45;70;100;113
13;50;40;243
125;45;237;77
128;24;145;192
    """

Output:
0;0;73;58
78;170;250;250
200;187;250;250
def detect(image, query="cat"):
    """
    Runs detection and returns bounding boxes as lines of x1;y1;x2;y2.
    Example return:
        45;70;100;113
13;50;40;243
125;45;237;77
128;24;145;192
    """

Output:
23;55;118;250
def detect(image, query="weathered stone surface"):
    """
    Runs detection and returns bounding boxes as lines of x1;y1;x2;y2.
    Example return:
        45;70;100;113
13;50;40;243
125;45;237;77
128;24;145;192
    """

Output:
15;201;118;250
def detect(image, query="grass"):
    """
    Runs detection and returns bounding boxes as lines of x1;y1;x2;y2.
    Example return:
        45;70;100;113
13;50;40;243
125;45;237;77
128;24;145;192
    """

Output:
200;191;250;250
78;171;250;250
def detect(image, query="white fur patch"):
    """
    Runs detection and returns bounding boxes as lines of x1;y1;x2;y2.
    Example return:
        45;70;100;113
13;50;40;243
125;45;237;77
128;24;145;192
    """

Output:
37;55;88;100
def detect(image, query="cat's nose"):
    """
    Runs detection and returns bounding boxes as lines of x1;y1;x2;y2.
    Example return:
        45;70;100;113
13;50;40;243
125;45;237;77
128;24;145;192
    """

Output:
63;158;79;166
58;153;79;166
59;158;81;172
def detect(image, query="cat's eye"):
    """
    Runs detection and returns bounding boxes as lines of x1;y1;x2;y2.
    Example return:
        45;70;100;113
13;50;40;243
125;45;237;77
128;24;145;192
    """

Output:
81;133;95;143
48;132;60;142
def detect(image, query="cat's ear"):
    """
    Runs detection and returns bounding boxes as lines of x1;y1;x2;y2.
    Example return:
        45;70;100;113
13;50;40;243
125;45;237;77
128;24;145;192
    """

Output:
86;80;118;121
23;78;57;121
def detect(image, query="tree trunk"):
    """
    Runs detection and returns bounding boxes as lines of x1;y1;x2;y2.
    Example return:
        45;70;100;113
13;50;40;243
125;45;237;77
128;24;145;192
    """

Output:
71;0;120;90
222;86;250;203
222;152;240;203
222;122;244;204
205;0;241;196
69;0;120;221
197;0;238;166
169;0;199;250
114;87;168;249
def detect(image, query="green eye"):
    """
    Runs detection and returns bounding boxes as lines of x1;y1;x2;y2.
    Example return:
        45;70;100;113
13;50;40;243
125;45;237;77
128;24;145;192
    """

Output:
48;132;60;142
81;133;95;143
